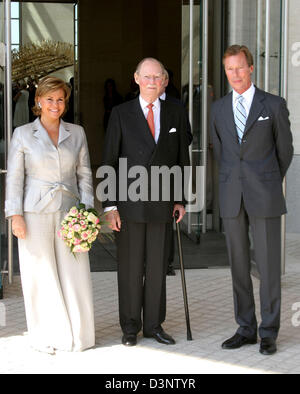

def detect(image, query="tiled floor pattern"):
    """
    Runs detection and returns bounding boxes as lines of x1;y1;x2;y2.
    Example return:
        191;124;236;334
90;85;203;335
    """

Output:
1;235;300;374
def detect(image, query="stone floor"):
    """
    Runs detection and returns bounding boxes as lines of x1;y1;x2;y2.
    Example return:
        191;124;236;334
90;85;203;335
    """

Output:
0;233;299;374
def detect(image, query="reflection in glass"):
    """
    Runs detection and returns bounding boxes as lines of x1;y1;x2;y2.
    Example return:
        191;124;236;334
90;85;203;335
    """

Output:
0;0;7;294
11;19;19;45
226;0;282;95
11;1;19;19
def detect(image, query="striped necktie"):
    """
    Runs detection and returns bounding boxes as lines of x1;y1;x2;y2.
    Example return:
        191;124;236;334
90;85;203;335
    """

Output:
234;95;247;144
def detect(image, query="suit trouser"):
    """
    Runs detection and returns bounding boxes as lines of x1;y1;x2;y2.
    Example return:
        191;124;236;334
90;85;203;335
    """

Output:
18;211;95;351
115;221;170;335
166;222;175;266
222;201;281;339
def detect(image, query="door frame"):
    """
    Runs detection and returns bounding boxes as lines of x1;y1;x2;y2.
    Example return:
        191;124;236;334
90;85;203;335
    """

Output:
1;0;13;284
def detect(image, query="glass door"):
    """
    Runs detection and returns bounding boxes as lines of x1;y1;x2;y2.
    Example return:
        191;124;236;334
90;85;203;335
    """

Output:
181;0;211;241
225;0;288;273
0;0;9;297
0;1;78;295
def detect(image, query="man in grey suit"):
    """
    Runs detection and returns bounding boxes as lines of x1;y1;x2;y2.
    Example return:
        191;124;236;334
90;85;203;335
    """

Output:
210;45;293;355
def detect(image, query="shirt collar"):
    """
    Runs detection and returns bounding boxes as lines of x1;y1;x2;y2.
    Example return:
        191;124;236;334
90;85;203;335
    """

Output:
232;83;255;103
160;92;166;101
139;95;161;110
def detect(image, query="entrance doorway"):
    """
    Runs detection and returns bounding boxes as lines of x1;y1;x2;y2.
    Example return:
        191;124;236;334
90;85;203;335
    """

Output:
79;0;229;270
1;0;289;282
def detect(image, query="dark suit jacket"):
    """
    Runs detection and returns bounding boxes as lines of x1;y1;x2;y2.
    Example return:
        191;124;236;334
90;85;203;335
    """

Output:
210;87;293;218
100;97;190;223
165;94;193;145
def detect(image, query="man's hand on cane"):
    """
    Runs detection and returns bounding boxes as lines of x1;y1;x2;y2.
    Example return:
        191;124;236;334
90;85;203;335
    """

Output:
173;204;186;223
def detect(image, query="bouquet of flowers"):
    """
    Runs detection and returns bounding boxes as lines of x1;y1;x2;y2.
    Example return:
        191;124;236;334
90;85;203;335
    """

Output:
58;203;104;254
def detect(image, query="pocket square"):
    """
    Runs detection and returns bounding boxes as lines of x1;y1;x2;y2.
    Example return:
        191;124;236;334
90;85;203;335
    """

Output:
169;128;177;133
258;116;269;121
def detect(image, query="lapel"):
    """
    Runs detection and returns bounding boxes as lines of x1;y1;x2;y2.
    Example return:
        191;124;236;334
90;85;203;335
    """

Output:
32;117;71;147
131;97;156;150
222;87;266;142
32;118;51;146
58;120;71;145
157;98;167;147
222;92;238;142
243;87;265;136
148;98;168;163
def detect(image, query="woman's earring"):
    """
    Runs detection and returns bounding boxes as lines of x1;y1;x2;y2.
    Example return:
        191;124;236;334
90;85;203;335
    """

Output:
38;102;42;109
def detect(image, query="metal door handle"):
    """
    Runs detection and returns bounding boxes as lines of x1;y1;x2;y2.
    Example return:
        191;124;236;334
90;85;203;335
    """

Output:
0;169;7;174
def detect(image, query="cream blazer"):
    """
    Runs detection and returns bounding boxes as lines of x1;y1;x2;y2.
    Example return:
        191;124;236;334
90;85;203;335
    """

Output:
5;118;94;218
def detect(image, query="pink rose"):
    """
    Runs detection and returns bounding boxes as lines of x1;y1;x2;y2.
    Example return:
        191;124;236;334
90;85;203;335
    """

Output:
81;232;89;240
72;224;81;232
69;207;79;217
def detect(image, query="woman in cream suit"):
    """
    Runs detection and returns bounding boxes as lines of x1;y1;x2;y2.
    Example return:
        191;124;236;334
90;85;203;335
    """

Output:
5;76;95;354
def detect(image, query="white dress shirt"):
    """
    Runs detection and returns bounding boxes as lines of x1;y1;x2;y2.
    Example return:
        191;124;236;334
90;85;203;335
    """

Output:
105;95;161;213
139;95;161;143
232;83;255;117
160;92;166;101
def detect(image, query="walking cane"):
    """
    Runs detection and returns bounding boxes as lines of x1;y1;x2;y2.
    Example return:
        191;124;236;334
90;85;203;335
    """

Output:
174;211;192;341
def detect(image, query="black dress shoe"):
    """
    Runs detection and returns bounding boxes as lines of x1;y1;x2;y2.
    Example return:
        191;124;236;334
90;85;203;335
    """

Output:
260;338;277;355
167;265;176;276
222;333;257;349
144;329;176;345
122;334;137;346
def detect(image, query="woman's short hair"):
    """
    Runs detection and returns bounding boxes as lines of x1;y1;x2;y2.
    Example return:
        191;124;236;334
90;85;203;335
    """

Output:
32;76;71;117
223;45;254;67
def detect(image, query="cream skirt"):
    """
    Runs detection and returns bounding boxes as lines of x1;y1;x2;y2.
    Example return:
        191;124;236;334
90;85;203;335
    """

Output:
18;211;95;352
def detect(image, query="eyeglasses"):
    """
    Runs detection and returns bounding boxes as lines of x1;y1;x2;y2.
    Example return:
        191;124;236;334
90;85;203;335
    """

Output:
140;75;163;82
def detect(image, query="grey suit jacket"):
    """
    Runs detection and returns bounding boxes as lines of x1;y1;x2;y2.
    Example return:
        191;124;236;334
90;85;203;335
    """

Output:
5;118;93;217
210;87;293;218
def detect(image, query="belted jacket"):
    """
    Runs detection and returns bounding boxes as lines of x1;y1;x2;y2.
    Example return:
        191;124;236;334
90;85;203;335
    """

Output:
5;118;93;218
